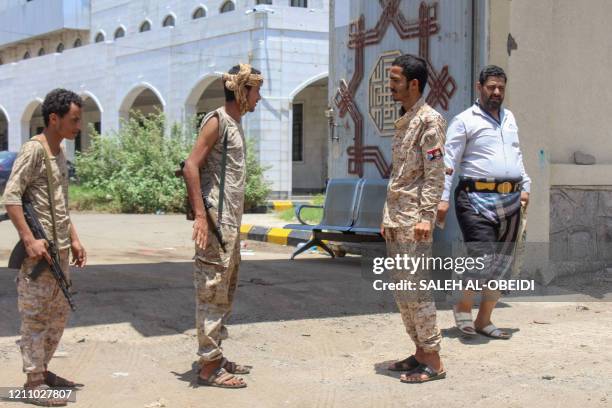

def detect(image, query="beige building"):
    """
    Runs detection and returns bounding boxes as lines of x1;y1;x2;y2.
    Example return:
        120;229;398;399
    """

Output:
328;0;611;282
487;0;612;282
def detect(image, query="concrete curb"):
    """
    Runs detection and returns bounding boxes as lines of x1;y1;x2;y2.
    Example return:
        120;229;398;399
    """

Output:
240;224;312;247
240;224;385;257
249;200;314;214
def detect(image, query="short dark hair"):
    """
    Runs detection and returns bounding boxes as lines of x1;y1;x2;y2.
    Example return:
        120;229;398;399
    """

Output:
391;54;428;94
479;65;507;85
42;88;82;127
223;65;262;102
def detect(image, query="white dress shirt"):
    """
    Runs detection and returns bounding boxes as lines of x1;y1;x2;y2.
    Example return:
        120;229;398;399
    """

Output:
442;101;531;201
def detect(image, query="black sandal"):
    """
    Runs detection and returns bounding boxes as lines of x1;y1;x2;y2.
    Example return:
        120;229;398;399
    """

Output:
388;355;419;372
400;364;446;383
45;371;84;388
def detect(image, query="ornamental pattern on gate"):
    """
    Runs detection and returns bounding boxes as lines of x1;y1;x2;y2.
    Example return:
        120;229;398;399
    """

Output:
334;0;457;178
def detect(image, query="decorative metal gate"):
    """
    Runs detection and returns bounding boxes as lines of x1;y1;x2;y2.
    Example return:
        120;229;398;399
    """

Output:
329;0;473;179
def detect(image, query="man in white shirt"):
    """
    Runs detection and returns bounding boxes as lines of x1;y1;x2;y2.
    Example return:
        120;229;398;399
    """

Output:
437;65;530;340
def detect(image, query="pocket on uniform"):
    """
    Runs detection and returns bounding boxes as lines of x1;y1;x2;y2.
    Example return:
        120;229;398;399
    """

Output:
194;260;230;304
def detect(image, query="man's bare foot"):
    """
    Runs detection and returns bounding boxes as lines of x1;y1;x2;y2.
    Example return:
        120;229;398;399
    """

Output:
401;350;445;382
24;378;69;406
198;360;246;388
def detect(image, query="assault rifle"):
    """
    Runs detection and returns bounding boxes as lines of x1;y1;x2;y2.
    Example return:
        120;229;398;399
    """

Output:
175;161;227;252
0;201;76;311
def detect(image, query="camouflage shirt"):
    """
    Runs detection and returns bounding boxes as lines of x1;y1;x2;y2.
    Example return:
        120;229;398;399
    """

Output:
1;139;72;249
383;98;447;228
199;107;246;228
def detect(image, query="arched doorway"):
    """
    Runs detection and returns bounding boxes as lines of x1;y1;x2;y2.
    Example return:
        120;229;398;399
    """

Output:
119;84;165;124
185;75;225;128
0;106;8;150
21;99;44;143
77;93;102;152
290;75;328;194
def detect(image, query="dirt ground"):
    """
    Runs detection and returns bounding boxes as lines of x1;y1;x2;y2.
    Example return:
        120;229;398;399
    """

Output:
0;214;610;408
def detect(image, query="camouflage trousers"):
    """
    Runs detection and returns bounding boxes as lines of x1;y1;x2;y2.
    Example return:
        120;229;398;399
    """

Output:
17;249;71;375
385;227;441;353
194;224;241;363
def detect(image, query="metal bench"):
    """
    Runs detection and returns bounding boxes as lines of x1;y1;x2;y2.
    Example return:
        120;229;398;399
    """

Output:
285;178;387;259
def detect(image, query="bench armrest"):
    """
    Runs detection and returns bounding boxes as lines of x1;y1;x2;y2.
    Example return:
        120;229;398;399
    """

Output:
295;204;324;226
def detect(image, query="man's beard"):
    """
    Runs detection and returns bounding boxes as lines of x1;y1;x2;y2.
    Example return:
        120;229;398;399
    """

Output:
484;96;502;111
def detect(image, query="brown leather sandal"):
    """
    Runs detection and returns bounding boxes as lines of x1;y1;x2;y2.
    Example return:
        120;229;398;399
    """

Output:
220;357;252;375
23;380;69;407
197;367;247;389
45;371;84;389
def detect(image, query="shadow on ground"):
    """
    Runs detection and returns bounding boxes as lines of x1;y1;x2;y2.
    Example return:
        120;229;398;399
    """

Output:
1;252;583;339
0;256;421;338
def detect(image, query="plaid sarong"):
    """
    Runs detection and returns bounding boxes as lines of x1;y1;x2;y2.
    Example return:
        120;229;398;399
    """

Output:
467;191;521;224
461;191;523;283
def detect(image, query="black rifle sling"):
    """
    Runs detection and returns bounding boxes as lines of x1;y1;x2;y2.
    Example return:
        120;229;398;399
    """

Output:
217;126;228;226
32;139;60;250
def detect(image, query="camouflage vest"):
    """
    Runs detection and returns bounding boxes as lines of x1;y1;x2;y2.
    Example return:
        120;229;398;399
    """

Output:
199;107;246;228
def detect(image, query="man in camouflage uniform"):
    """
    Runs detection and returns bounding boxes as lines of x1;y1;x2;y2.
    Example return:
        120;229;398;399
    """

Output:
2;89;87;405
182;64;263;389
382;54;447;383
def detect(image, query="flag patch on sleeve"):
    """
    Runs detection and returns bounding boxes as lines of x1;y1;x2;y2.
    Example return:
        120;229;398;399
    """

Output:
426;147;443;161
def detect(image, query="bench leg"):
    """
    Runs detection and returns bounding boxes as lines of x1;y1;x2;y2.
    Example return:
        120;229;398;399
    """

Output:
291;238;336;260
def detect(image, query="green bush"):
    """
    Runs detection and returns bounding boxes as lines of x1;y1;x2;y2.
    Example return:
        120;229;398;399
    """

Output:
75;112;192;213
68;185;121;212
74;112;271;213
244;138;271;210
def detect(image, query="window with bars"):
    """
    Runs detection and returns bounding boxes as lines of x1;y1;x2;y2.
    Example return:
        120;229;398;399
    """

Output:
292;103;304;162
256;0;273;4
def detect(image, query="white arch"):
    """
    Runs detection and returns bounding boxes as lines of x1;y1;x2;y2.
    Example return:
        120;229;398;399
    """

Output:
20;98;44;123
192;4;208;18
94;29;107;42
162;12;177;27
119;82;166;120
80;91;104;113
185;74;222;107
20;98;44;142
0;104;11;123
139;18;153;32
289;71;328;100
113;24;127;40
184;73;223;118
219;0;236;13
